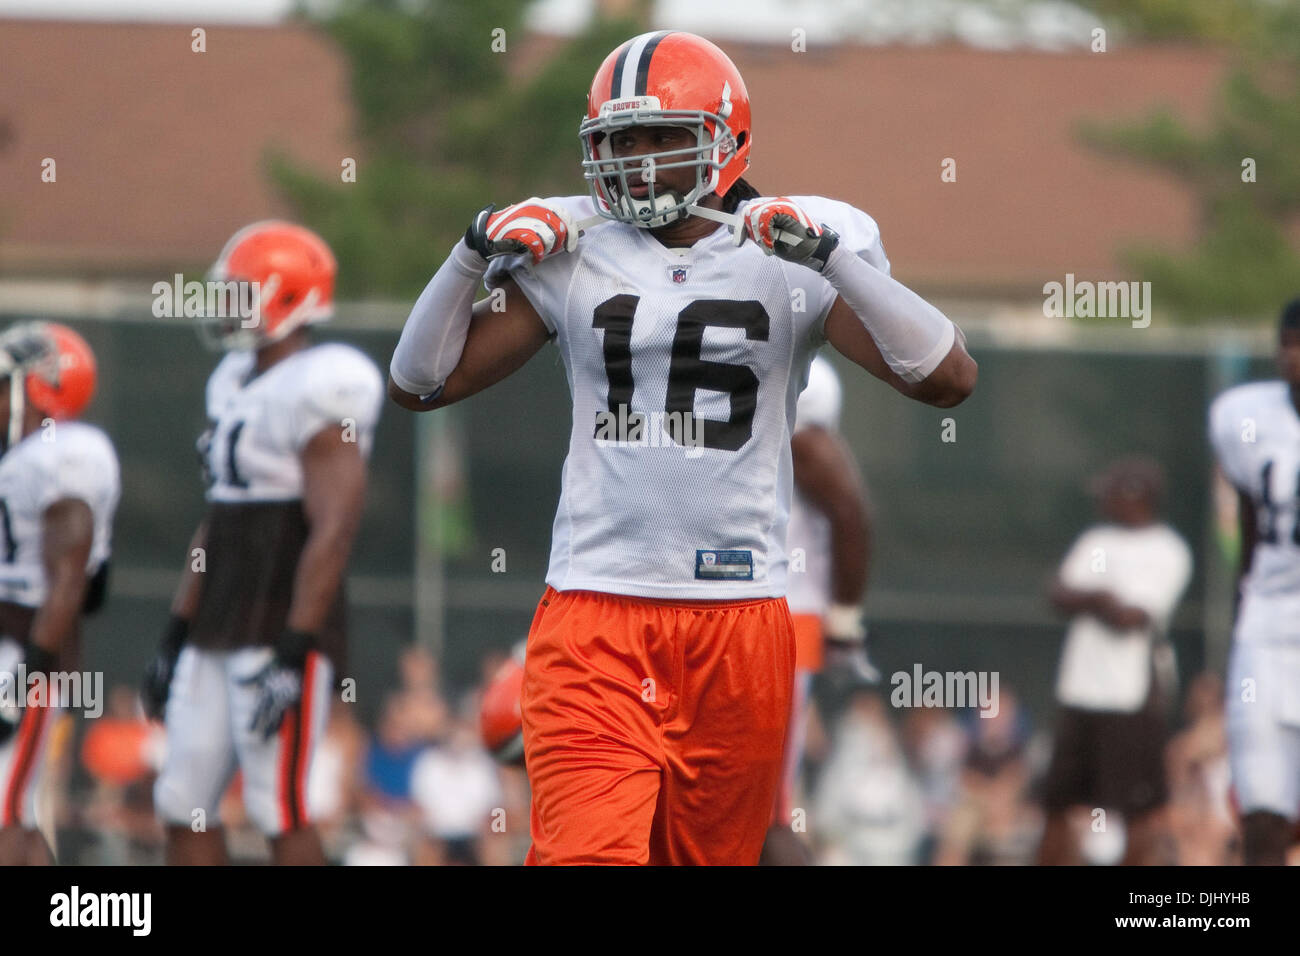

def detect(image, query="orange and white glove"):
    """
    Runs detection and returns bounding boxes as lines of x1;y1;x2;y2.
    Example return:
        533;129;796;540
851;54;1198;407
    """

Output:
738;197;840;272
465;198;578;265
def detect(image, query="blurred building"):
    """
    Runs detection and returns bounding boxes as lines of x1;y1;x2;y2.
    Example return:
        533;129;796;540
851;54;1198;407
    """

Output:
0;14;1222;301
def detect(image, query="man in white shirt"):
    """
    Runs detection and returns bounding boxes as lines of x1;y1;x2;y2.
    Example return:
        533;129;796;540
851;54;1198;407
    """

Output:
1038;457;1193;865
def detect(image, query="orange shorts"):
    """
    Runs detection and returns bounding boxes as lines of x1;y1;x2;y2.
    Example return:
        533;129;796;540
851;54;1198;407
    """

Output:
791;612;824;673
522;586;796;865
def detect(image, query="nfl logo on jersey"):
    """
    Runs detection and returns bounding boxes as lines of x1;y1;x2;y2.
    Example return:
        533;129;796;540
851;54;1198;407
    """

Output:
670;266;689;284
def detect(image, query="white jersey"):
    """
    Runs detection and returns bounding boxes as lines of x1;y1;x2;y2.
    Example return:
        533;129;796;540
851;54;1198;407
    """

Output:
486;194;891;599
786;353;842;614
203;342;384;503
1054;523;1192;712
0;422;120;608
1209;381;1300;641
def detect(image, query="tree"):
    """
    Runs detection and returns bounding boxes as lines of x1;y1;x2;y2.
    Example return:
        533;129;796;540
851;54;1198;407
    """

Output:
1077;0;1300;321
271;0;645;297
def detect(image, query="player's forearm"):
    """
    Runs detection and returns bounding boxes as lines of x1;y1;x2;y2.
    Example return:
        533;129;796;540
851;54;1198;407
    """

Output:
1049;581;1110;618
1049;582;1149;630
33;500;95;660
389;241;489;400
828;500;871;605
170;522;207;620
821;245;972;402
286;516;360;635
29;566;88;659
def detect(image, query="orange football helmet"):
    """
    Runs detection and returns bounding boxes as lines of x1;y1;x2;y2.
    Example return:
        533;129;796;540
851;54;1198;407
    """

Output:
202;221;336;351
580;31;752;228
480;646;526;765
2;321;97;448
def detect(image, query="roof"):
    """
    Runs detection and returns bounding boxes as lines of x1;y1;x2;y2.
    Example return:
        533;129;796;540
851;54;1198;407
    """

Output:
0;18;356;276
728;41;1221;292
0;19;1223;294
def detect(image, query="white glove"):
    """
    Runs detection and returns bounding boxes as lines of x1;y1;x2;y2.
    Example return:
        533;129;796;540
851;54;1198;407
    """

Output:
824;604;881;685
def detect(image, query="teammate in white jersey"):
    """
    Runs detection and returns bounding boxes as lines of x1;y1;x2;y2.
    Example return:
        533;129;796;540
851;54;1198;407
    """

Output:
143;222;384;865
0;322;119;865
764;353;876;863
389;31;976;865
1208;299;1300;864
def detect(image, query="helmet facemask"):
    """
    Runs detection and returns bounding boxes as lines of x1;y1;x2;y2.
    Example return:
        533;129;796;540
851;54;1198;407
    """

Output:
580;98;739;229
0;323;57;451
198;221;335;353
195;268;328;353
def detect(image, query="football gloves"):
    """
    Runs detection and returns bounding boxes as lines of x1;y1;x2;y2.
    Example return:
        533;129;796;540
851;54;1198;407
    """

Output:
0;325;53;378
239;629;316;741
465;199;578;265
140;616;188;722
738;197;840;273
823;604;881;685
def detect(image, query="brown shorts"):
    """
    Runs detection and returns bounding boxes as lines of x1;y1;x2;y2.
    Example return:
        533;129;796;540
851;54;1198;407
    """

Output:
1041;681;1170;817
190;501;346;673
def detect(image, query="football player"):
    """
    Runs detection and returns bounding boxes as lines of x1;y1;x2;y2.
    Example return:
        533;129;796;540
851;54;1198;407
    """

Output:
143;222;384;865
0;322;119;865
389;31;976;865
763;353;876;865
1209;298;1300;865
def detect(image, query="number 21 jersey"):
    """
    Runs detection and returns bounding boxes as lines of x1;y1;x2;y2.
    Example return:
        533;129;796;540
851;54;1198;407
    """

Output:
203;342;384;503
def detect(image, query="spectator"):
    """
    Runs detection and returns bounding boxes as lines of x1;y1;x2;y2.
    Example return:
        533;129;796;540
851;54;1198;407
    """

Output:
410;702;503;866
1165;672;1237;865
813;690;927;865
308;700;366;862
1038;457;1193;865
902;707;968;863
934;688;1042;865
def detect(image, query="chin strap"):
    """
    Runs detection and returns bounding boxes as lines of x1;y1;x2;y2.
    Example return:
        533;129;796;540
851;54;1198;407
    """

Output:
573;201;746;241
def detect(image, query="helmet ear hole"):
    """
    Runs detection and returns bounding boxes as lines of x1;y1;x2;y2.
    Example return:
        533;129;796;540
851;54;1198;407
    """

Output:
736;131;747;148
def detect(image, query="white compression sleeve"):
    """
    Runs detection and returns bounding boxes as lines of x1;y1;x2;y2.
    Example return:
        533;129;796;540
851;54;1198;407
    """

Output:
389;241;488;397
820;243;956;383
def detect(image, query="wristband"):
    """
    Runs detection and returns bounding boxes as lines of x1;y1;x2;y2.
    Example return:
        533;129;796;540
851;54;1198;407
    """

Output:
25;643;58;677
824;604;866;643
275;629;318;670
805;226;840;273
